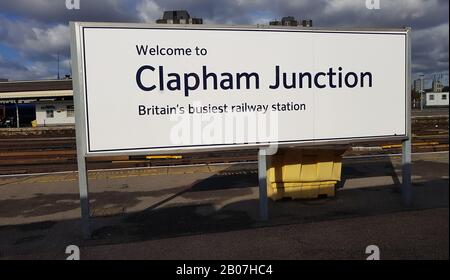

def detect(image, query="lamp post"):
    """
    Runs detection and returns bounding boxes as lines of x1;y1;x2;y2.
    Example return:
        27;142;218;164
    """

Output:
420;74;424;111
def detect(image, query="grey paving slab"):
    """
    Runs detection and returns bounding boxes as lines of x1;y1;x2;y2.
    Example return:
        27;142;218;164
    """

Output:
0;152;448;259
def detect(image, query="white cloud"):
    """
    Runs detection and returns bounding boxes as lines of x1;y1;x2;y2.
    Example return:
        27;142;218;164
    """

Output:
0;17;69;55
0;0;448;80
137;0;163;23
0;59;58;81
0;17;71;80
412;23;449;73
24;24;70;54
322;0;441;18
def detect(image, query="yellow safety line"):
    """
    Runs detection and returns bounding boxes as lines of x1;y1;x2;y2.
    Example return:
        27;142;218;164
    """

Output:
146;155;183;159
382;142;440;149
111;160;148;164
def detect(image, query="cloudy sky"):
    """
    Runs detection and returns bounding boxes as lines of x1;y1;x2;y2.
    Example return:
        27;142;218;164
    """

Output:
0;0;448;85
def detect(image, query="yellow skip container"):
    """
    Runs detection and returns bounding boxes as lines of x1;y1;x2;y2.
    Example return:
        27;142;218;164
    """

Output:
266;148;347;200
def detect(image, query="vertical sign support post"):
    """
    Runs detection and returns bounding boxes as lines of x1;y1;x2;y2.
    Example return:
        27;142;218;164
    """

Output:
402;27;412;207
77;154;91;238
402;139;412;206
70;22;92;239
258;148;268;221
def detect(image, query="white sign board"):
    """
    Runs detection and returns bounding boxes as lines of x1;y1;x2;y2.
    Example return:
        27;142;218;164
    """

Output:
70;23;409;156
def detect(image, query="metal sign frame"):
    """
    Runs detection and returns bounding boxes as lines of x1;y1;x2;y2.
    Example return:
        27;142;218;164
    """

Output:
70;22;412;239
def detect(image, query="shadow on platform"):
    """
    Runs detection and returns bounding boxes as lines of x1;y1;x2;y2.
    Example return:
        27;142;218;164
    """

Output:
0;157;448;259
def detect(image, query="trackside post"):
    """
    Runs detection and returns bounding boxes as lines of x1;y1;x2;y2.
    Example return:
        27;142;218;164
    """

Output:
402;27;412;207
258;148;268;221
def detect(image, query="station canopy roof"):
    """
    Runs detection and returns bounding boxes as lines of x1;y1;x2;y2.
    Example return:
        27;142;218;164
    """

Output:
0;79;73;100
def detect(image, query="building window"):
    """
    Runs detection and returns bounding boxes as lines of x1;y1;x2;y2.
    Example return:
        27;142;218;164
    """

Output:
67;105;75;117
429;94;435;100
442;94;447;100
46;110;54;118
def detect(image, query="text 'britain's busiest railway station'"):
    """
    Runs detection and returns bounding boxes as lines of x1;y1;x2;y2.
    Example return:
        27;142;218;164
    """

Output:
0;3;448;266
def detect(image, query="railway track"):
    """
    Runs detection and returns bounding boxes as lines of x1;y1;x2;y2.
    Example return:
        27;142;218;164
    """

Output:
0;115;448;175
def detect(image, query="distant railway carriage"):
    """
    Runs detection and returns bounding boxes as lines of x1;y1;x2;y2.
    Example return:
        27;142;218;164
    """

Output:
0;104;4;120
0;104;5;126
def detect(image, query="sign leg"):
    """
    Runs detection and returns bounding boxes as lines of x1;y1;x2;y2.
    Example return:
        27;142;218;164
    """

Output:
77;155;91;238
258;148;268;221
401;139;412;206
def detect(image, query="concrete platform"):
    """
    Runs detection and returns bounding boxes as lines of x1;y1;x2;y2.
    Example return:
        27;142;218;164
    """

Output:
0;152;448;259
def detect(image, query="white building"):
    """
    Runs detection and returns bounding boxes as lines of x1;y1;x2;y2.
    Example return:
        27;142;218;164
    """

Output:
0;80;74;127
35;100;75;126
425;92;449;107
